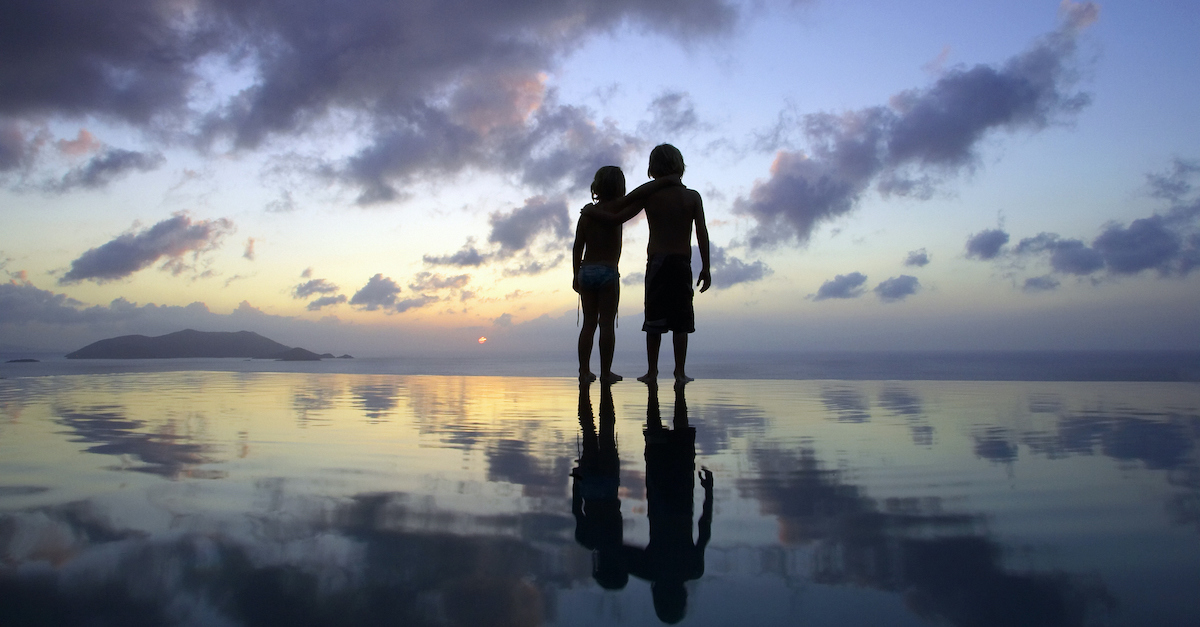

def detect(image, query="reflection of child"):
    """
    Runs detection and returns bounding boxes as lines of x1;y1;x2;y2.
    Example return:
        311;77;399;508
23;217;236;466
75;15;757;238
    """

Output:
570;382;627;589
624;381;713;624
573;168;681;384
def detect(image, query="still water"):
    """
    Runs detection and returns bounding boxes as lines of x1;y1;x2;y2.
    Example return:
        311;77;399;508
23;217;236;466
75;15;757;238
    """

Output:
1;372;1197;626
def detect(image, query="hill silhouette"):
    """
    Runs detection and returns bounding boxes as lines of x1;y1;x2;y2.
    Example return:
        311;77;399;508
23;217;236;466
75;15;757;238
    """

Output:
66;330;310;359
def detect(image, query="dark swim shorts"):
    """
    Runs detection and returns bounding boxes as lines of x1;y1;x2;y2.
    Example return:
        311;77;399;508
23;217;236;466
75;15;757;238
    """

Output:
642;253;694;334
578;264;619;291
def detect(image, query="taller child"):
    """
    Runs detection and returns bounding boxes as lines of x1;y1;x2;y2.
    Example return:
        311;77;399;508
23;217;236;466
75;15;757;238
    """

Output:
586;144;710;384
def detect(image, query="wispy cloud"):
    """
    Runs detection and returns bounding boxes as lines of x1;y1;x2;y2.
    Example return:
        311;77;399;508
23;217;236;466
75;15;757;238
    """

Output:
59;213;235;284
735;4;1097;248
976;159;1200;283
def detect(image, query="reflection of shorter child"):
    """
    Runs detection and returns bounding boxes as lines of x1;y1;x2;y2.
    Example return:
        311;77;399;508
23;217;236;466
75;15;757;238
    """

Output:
571;382;627;590
574;168;680;384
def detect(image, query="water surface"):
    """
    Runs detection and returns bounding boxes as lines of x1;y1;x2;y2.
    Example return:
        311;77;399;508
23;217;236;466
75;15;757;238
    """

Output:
1;372;1197;626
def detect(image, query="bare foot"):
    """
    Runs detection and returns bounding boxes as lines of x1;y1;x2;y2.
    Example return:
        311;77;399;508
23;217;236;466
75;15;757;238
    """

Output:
579;371;597;383
600;372;623;384
637;372;657;383
674;372;694;384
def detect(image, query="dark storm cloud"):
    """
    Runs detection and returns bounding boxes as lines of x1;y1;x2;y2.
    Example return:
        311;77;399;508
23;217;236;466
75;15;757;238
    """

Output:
292;278;339;299
306;294;346;311
735;5;1096;247
904;248;930;267
874;275;920;302
349;273;401;311
59;213;235;284
965;228;1010;260
488;196;571;255
706;244;773;289
2;0;738;196
813;272;867;301
51;149;164;191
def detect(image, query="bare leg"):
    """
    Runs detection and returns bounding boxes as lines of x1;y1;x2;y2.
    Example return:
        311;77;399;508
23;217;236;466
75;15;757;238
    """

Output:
638;332;662;383
673;331;693;383
598;281;622;384
578;290;599;382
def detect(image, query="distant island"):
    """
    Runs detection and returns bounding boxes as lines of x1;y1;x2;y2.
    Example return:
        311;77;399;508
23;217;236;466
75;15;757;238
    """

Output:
66;329;350;361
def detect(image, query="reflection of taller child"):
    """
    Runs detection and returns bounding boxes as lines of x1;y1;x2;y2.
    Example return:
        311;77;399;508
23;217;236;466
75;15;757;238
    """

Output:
626;382;714;624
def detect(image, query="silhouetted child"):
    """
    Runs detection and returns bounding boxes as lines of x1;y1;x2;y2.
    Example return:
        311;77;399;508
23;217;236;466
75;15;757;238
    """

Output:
584;144;710;384
574;167;681;383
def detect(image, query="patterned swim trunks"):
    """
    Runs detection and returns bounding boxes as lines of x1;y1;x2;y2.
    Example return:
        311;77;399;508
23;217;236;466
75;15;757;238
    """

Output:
578;264;620;291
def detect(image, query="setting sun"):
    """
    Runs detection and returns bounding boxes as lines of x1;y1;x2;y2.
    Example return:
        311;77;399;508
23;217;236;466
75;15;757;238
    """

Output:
478;336;487;344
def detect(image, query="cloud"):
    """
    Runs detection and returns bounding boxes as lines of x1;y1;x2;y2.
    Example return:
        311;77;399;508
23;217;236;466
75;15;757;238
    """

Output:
349;274;401;311
641;91;704;137
293;278;340;299
243;238;256;261
0;120;48;173
1014;233;1102;274
488;196;571;255
423;241;490;267
1023;275;1060;292
904;248;930;267
51;149;164;191
734;5;1096;247
813;272;867;301
501;254;565;277
874;275;920;302
59;213;235;284
705;244;772;289
394;295;439;313
493;313;514;327
408;272;470;291
306;294;347;311
1007;159;1200;280
55;129;100;156
965;228;1010;260
1;279;89;324
3;0;739;196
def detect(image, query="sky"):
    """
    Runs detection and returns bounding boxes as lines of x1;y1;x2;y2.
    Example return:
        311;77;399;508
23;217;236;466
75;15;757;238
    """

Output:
2;0;1198;357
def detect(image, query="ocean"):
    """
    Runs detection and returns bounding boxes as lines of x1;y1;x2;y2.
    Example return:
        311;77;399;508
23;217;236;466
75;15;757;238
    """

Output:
1;354;1198;625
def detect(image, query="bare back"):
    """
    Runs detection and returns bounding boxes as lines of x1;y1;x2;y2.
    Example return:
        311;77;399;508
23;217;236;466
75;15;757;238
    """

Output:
576;213;623;266
643;187;704;256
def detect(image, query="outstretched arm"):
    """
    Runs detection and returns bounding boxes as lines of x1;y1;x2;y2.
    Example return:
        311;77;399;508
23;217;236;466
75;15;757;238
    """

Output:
697;468;714;550
694;194;712;293
583;175;682;223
